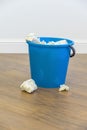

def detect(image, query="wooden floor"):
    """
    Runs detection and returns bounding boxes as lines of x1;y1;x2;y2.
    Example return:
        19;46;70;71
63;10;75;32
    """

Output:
0;54;87;130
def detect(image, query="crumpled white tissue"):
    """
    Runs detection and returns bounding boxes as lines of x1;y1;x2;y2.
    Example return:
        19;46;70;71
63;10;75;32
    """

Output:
59;84;69;92
25;33;36;41
48;40;67;45
26;33;40;44
20;79;38;93
26;33;67;45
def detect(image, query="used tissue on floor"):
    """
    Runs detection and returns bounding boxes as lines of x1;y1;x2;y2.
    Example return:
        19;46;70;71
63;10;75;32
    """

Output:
20;79;38;93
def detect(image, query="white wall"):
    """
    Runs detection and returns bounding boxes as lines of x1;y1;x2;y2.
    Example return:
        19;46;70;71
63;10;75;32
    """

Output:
0;0;87;53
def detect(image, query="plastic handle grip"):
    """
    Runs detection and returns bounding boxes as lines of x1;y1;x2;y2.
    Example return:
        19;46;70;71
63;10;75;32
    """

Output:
69;46;75;58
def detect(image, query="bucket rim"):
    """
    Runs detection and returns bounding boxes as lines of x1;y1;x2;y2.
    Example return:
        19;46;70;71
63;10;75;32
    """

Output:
26;37;74;47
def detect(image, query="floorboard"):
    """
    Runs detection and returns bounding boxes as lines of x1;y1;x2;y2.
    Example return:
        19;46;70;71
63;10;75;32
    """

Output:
0;54;87;130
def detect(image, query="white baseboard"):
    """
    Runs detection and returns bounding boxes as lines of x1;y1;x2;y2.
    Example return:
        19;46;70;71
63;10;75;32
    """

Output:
0;39;28;53
0;39;87;53
74;43;87;54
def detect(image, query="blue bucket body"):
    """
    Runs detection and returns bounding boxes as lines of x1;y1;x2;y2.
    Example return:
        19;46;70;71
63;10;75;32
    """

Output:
26;37;74;88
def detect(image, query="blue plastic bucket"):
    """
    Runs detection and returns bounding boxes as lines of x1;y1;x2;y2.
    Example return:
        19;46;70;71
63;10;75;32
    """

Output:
26;37;75;88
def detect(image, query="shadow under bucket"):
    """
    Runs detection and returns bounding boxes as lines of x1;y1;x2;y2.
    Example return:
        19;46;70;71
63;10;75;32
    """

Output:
26;37;75;88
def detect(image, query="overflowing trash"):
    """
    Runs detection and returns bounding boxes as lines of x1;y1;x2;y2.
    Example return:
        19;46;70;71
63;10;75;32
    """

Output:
20;79;70;93
19;33;74;94
26;33;68;45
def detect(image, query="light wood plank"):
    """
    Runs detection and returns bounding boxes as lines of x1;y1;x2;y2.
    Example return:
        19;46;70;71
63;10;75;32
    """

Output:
0;54;87;130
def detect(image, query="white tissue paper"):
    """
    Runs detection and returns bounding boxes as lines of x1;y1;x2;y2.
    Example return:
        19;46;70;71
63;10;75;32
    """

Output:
59;84;69;92
26;33;68;45
20;79;38;93
48;40;67;45
25;33;36;41
20;78;69;93
26;33;41;44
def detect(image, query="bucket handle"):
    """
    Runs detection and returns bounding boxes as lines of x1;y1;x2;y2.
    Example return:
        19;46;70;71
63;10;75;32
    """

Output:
69;45;75;58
